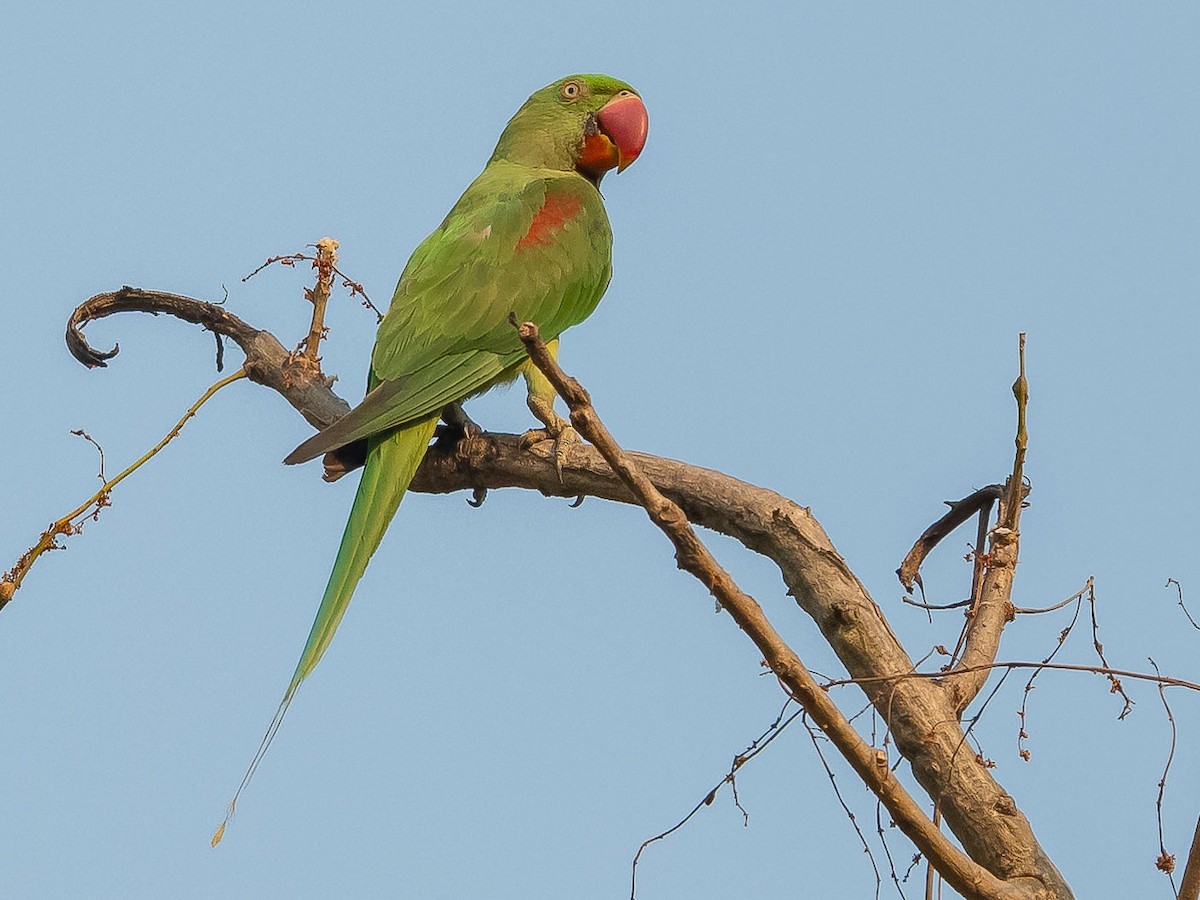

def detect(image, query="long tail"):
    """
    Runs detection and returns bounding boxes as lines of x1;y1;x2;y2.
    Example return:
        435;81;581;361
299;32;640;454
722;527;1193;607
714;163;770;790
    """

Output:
213;414;440;845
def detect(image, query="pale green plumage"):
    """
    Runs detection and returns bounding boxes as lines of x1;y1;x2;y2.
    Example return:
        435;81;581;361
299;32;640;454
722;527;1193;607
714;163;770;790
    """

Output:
215;74;642;840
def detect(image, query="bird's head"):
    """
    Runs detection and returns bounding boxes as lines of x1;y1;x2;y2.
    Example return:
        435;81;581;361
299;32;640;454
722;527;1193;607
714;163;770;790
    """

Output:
490;74;649;184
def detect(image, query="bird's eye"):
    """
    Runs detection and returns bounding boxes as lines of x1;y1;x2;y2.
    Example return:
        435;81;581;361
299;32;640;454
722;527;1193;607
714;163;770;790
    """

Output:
560;81;581;100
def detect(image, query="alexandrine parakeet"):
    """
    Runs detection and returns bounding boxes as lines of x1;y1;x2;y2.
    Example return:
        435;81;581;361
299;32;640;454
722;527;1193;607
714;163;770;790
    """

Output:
218;74;648;836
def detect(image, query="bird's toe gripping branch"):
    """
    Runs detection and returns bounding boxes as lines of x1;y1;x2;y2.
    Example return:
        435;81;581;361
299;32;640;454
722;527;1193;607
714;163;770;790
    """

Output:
436;401;484;449
519;395;579;483
516;333;577;481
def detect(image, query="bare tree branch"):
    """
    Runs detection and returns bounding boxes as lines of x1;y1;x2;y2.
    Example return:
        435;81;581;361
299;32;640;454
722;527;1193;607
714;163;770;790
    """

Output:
67;287;350;430
298;237;339;366
58;290;1073;898
897;485;1004;595
945;336;1029;713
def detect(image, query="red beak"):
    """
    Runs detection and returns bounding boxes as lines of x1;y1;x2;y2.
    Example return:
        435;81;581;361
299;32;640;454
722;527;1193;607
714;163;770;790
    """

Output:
596;92;649;172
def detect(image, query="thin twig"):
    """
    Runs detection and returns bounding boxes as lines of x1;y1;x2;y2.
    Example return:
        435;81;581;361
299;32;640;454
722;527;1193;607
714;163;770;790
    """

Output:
1088;582;1134;719
630;701;802;899
1150;658;1179;892
69;429;107;483
331;264;384;322
1;368;247;608
242;252;307;281
968;506;990;615
903;852;922;886
896;485;1003;593
1018;585;1087;761
902;596;971;612
1013;581;1093;615
869;705;910;897
799;712;883;899
824;660;1200;695
876;794;909;899
1166;579;1200;631
958;670;1010;777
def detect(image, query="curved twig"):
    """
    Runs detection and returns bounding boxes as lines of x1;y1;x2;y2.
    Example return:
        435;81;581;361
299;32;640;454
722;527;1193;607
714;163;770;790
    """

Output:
1165;578;1200;631
1;368;247;607
902;596;972;612
896;485;1004;594
67;287;350;431
1013;582;1093;615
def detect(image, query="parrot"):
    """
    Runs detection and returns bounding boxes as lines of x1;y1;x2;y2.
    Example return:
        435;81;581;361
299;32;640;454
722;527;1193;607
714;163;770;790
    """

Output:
215;73;648;841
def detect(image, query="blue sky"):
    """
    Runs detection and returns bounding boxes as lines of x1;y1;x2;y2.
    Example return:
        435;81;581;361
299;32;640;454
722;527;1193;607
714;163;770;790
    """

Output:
2;3;1198;897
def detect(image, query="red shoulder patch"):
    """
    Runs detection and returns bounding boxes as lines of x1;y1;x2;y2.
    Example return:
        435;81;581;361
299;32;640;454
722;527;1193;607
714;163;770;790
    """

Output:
517;192;582;252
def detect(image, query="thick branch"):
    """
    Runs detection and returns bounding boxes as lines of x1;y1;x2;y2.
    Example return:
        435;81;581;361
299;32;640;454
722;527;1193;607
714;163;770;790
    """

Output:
64;292;1072;898
67;287;350;430
1179;815;1200;900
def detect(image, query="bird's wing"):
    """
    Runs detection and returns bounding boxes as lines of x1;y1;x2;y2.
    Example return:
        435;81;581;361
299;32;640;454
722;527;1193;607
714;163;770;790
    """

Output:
286;166;612;464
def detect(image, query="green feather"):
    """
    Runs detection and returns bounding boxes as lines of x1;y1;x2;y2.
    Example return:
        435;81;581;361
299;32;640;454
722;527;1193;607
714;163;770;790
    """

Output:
220;417;438;830
292;418;440;682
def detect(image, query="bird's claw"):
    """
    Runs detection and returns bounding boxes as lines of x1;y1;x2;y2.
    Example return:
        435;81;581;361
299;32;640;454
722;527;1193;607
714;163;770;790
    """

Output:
436;403;484;451
520;423;579;482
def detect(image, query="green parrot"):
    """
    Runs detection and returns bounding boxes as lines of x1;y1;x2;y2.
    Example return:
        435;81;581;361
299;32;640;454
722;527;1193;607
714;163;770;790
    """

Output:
216;73;648;840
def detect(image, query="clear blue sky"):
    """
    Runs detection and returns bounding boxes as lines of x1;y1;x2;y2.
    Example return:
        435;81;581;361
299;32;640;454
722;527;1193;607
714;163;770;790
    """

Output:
3;3;1198;897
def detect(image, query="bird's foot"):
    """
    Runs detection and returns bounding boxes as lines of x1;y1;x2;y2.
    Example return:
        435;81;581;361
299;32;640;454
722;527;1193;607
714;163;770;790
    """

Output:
520;422;579;482
435;403;484;451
